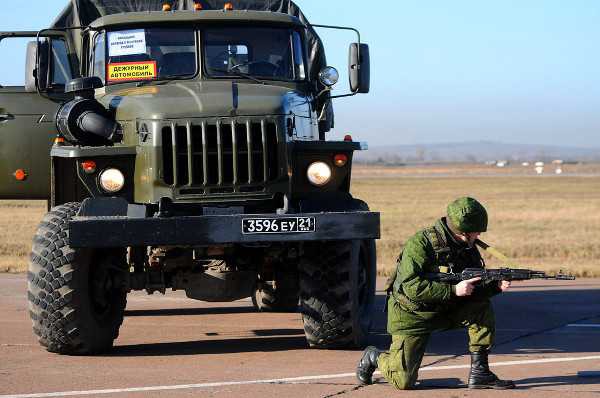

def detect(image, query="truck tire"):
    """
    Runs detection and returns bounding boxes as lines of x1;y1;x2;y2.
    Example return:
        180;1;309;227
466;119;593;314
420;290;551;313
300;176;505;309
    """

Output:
299;239;376;348
27;203;127;354
252;273;299;312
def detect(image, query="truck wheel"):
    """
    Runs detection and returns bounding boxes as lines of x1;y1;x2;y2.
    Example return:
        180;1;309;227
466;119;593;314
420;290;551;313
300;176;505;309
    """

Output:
27;203;127;354
252;272;299;312
299;240;376;348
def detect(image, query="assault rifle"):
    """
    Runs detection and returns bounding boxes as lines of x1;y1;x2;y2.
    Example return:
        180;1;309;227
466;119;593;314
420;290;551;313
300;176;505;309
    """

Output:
425;268;576;283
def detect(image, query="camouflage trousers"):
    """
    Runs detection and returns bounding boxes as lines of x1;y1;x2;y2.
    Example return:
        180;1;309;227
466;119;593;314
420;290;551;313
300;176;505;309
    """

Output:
377;300;495;390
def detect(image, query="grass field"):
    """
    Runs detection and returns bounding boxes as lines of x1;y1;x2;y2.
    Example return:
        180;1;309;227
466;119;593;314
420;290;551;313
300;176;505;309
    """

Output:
0;200;46;273
352;167;600;277
1;165;599;277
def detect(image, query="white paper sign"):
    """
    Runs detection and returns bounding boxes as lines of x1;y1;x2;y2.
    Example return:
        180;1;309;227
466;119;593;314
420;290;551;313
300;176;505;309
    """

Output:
108;29;147;57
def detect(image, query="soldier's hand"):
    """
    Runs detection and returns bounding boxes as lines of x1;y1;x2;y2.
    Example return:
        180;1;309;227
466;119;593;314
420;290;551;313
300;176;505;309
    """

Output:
498;280;511;292
454;277;481;297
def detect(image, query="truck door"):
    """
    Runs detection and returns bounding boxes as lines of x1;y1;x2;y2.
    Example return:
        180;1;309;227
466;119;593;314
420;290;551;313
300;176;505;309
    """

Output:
0;31;76;199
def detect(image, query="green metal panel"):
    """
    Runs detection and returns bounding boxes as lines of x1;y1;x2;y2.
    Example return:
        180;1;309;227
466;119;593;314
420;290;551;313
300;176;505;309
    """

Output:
0;88;61;199
0;31;76;200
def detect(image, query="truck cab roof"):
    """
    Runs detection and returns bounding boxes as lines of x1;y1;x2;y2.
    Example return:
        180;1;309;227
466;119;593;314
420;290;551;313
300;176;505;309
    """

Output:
89;10;305;30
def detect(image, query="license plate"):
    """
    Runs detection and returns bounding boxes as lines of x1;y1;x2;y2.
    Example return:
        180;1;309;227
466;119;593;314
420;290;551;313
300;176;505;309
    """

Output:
242;217;316;234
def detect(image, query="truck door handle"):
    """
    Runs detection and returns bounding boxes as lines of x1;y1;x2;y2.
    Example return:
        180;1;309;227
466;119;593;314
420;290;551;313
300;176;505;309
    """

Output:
0;114;14;122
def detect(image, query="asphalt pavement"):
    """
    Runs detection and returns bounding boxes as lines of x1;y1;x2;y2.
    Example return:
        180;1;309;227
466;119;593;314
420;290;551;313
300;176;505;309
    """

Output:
1;274;599;398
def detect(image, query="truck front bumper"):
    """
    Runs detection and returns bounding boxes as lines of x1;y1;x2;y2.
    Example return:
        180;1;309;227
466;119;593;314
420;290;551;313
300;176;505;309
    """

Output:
69;211;380;248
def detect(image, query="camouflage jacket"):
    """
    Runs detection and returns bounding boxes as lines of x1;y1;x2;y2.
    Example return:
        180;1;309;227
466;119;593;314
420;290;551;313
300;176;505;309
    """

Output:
387;218;502;335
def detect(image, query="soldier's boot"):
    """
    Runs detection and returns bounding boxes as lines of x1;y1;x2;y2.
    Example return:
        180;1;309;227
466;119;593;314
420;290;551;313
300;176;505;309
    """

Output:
468;351;515;389
356;346;381;385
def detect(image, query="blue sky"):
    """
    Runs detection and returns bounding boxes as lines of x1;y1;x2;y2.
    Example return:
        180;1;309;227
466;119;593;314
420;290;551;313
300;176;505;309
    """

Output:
1;1;599;147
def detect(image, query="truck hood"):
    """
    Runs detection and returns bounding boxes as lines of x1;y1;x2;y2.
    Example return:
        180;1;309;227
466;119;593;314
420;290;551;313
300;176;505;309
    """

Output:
98;81;311;120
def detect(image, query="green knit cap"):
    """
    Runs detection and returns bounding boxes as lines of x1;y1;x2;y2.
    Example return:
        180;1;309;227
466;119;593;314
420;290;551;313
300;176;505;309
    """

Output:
447;197;488;233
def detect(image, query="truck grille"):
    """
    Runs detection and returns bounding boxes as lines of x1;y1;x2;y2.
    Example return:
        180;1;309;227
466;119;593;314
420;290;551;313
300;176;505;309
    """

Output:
161;119;280;194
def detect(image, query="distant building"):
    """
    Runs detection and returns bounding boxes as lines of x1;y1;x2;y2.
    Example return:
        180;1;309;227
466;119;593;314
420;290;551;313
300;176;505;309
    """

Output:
535;166;544;175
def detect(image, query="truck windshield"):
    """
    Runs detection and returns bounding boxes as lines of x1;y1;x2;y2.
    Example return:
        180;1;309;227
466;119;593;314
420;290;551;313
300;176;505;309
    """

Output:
203;27;306;82
97;28;197;84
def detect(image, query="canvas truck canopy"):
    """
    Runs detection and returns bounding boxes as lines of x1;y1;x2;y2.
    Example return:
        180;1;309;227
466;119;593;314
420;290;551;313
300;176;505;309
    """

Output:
51;0;333;131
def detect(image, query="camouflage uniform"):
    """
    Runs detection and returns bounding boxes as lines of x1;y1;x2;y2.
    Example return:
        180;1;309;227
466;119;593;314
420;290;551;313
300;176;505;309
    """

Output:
356;197;514;390
377;217;502;389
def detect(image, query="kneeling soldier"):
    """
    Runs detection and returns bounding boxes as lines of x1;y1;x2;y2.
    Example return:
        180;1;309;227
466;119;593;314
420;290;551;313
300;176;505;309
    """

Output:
356;197;515;390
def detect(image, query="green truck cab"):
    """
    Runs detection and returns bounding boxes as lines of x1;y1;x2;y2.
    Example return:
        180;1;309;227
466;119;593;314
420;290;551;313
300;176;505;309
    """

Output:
1;0;379;354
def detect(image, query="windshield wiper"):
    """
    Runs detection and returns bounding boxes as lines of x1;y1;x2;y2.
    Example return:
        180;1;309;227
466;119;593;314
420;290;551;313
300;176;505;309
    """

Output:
136;75;194;87
210;68;266;85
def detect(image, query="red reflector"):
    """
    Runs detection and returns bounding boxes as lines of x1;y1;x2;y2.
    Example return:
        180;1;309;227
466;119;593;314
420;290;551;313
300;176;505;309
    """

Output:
194;2;203;10
54;136;65;144
224;2;234;10
344;135;353;142
334;154;348;167
162;3;172;11
14;169;27;181
81;160;97;174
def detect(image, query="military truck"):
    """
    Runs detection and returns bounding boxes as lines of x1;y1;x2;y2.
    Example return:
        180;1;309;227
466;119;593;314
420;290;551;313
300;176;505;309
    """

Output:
0;0;379;354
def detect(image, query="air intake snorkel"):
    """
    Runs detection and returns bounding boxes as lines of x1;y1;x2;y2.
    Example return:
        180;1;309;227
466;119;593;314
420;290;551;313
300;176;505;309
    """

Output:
56;77;123;146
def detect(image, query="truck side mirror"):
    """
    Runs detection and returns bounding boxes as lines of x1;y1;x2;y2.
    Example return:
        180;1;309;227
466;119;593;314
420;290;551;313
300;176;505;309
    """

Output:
25;41;37;92
349;43;370;94
24;39;49;93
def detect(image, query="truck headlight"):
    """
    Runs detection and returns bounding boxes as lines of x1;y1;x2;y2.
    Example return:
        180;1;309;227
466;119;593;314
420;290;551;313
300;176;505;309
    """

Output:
99;168;125;193
307;162;332;186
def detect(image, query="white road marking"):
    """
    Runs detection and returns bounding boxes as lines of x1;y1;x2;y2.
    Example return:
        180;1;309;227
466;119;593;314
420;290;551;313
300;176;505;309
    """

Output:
2;354;600;398
567;324;600;328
